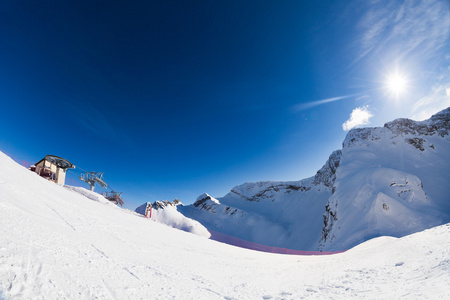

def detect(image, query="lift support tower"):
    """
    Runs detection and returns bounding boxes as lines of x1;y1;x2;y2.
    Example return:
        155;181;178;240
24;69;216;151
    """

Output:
79;172;107;191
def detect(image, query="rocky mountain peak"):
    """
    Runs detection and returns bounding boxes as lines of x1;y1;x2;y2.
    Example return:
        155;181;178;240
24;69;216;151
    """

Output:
429;107;450;123
384;107;449;137
193;193;220;209
152;199;182;210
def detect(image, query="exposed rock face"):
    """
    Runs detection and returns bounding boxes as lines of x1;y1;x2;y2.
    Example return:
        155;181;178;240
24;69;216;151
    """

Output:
192;193;221;212
135;199;181;215
342;127;382;149
312;150;342;188
320;203;338;245
384;107;450;137
406;137;426;151
153;199;181;210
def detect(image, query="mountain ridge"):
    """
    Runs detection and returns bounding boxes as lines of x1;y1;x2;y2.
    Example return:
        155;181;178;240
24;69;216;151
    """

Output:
139;107;450;251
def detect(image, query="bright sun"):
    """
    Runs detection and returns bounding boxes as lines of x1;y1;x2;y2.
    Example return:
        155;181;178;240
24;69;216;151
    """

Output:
386;71;408;96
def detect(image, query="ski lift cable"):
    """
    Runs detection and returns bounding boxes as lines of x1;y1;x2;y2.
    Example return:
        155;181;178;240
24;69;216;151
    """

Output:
74;165;89;173
67;169;84;177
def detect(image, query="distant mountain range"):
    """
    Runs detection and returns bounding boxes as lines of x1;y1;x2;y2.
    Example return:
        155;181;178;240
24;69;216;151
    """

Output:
137;107;450;251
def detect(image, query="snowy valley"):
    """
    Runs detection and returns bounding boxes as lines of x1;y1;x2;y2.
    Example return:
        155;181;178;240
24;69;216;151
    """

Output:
143;108;450;252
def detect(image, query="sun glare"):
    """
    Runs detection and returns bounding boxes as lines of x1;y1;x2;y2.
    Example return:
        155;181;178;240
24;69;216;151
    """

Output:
386;71;408;96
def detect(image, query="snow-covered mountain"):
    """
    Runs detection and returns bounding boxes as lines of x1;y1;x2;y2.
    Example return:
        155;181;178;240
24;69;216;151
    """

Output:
151;107;450;251
1;143;450;299
320;107;450;250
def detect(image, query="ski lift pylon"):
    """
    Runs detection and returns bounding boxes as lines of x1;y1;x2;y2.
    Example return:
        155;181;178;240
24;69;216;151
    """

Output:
79;172;107;191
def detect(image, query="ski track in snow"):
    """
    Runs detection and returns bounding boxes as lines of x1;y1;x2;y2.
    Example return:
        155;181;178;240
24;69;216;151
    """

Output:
45;204;77;232
1;149;450;299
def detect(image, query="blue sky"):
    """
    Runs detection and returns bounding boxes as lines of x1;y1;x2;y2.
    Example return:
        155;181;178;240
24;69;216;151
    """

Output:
1;0;449;208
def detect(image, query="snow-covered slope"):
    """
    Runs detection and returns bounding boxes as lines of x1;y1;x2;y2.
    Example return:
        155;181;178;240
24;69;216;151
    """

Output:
63;185;111;204
0;150;450;299
158;108;450;252
320;107;450;250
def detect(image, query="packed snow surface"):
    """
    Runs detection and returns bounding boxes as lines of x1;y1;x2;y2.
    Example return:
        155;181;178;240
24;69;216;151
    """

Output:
1;151;450;299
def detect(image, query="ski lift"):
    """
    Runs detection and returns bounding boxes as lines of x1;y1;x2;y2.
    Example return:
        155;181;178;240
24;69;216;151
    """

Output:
79;172;107;191
102;191;124;206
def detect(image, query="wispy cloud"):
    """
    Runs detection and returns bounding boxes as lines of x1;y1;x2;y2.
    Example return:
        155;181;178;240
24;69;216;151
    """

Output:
410;47;450;120
342;106;373;131
355;0;450;63
410;82;450;121
291;94;356;112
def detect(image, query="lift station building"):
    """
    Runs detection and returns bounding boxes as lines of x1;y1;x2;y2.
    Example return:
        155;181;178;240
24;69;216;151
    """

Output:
31;155;74;185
